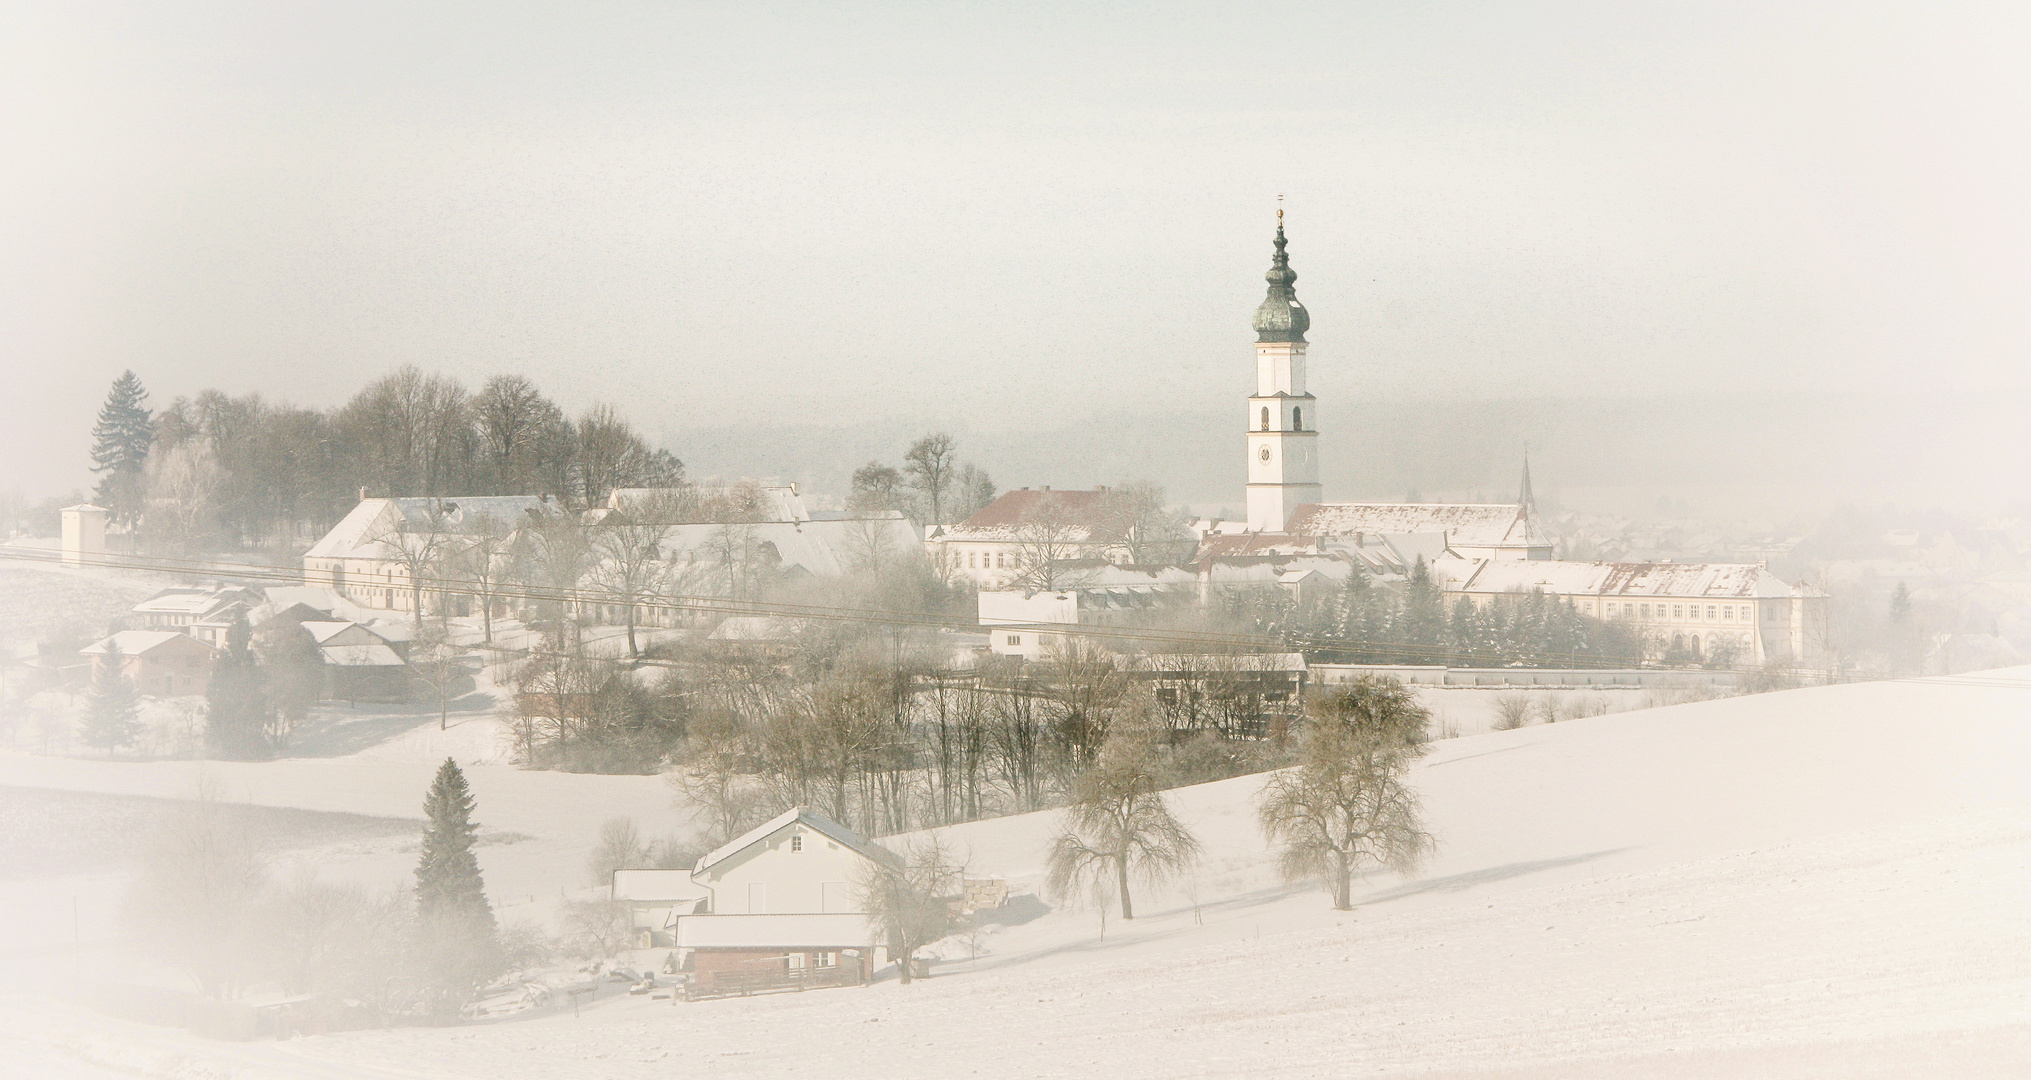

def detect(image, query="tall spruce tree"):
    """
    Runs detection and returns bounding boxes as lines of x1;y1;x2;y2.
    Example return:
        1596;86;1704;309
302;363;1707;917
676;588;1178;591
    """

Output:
82;638;143;754
89;371;154;524
414;757;499;1015
204;614;270;759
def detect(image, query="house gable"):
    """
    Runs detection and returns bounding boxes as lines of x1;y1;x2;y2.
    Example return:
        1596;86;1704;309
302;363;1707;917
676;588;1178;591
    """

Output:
691;807;894;916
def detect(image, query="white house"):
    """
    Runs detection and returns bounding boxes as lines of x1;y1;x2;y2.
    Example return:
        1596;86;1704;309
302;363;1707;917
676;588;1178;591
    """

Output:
81;630;216;696
685;806;896;916
978;589;1080;659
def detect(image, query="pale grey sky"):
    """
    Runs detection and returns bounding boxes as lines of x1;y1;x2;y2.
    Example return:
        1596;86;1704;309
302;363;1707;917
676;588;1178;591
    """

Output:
5;2;2029;500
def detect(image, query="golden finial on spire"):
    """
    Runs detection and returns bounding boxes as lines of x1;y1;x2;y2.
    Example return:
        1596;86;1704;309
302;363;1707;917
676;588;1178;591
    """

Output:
1277;193;1284;224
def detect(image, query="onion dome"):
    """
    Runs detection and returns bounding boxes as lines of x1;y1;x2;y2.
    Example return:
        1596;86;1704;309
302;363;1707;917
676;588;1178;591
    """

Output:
1252;222;1309;343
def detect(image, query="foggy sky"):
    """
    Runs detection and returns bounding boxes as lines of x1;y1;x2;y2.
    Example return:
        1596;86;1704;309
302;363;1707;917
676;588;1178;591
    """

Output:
5;2;2029;504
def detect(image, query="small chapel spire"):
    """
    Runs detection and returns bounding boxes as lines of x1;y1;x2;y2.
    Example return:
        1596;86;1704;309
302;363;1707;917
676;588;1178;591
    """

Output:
1517;450;1538;514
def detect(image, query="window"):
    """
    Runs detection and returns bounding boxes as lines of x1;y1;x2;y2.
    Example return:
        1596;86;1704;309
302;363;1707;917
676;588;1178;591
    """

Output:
816;951;837;968
786;952;805;970
791;835;802;852
1006;634;1021;646
1261;406;1270;431
1640;603;1651;618
968;553;977;568
1722;606;1733;620
1706;605;1717;619
1672;605;1684;618
1292;406;1302;430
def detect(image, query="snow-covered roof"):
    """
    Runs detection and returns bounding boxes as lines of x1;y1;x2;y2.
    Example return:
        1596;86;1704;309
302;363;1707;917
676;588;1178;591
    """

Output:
259;586;340;614
610;485;813;523
82;631;215;657
304;496;558;561
612;868;706;903
321;642;407;667
937;489;1133;545
132;591;220;616
1448;558;1807;599
692;806;894;879
1285;503;1547;552
300;620;389;647
672;913;876;950
656;517;921;579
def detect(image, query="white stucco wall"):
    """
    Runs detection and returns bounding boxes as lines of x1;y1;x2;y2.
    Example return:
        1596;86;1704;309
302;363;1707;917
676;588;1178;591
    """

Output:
699;821;878;915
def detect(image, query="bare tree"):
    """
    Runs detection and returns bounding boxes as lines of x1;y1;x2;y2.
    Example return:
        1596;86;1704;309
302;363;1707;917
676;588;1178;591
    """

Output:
454;513;514;644
903;433;957;525
1257;677;1435;910
409;622;468;731
853;835;959;985
1112;482;1192;566
516;513;591;649
850;462;905;514
950;462;997;522
586;817;653;887
666;695;777;845
588;520;672;656
572;403;682;507
560;896;635;961
142;441;224;555
1008;512;1086;592
368;501;455;631
1044;731;1201;920
473;374;565;496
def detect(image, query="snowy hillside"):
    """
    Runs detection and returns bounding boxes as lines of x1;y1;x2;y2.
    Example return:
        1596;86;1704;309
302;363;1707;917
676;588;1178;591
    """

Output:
6;669;2031;1078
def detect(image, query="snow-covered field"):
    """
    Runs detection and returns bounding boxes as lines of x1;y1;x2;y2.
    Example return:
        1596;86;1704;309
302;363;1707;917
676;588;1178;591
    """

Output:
4;668;2031;1077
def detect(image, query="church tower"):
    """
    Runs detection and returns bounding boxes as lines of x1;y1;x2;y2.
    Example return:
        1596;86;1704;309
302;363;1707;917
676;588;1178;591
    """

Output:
1245;213;1322;532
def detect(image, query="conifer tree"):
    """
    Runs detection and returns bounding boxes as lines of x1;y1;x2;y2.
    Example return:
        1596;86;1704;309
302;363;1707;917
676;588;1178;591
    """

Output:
204;614;270;759
414;757;499;1015
82;638;143;754
89;371;154;523
1397;556;1446;659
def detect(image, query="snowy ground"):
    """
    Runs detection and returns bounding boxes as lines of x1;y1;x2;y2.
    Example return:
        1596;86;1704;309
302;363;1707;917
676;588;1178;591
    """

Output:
1;667;2028;1076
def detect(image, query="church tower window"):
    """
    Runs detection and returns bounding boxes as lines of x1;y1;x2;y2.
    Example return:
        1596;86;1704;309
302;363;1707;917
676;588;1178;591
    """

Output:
1292;406;1301;430
1261;406;1270;431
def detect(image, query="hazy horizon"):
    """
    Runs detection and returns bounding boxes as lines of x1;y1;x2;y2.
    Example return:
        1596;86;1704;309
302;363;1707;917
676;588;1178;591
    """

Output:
7;2;2030;514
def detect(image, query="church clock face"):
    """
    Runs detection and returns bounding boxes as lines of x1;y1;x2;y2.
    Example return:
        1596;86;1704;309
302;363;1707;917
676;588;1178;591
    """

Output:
1259;446;1272;463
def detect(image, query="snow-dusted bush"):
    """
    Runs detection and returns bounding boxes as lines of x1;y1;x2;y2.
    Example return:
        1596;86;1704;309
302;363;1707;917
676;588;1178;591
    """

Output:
1492;693;1534;730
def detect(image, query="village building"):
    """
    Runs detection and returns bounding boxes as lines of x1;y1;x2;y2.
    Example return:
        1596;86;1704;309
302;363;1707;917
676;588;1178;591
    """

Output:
612;868;708;948
1432;556;1829;667
130;586;262;647
81;630;216;696
977;565;1198;659
298;620;411;701
59;503;108;566
666;806;894;997
927;487;1193;589
301;495;560;614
